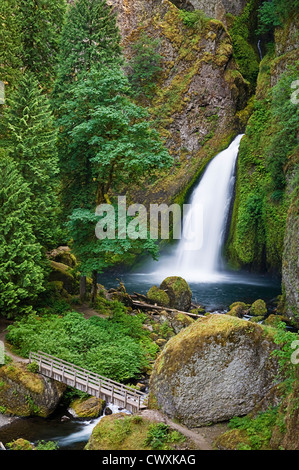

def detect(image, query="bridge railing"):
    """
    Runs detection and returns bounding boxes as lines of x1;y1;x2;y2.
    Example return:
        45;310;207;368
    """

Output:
29;351;147;412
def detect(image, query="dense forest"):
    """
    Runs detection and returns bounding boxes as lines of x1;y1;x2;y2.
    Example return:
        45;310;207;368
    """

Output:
0;0;298;453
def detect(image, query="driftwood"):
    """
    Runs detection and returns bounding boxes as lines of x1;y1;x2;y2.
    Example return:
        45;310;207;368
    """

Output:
131;299;204;319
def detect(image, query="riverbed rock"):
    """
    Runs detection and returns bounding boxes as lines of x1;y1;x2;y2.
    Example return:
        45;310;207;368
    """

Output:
160;276;192;311
0;362;66;418
149;314;279;426
68;397;106;419
147;286;170;307
250;299;267;317
227;301;250;317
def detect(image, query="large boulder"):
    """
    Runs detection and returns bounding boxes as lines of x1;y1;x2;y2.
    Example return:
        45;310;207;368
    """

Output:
160;276;192;311
149;315;279;426
0;362;66;418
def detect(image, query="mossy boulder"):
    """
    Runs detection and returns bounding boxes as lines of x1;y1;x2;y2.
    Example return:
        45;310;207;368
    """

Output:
147;286;170;307
49;260;78;295
0;362;66;418
48;246;77;268
159;276;192;311
68;397;105;419
227;301;250;317
85;413;188;451
250;299;267;317
171;312;194;334
149;315;278;427
213;429;250;450
7;438;35;450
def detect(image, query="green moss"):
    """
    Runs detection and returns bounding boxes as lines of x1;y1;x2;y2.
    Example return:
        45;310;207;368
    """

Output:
85;413;187;451
70;397;105;419
250;299;267;316
147;286;170;307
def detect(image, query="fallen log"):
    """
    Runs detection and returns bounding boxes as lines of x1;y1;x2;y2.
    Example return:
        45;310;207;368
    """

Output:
132;300;205;318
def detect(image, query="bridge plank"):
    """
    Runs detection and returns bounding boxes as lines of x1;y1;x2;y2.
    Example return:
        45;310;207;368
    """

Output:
29;352;148;412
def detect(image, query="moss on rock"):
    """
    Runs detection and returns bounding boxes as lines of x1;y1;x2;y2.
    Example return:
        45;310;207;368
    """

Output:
69;397;106;419
160;276;192;311
149;314;278;426
250;299;267;317
0;362;66;418
147;286;170;307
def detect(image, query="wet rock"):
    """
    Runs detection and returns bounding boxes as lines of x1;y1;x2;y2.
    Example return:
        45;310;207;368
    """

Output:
160;276;192;311
149;315;279;427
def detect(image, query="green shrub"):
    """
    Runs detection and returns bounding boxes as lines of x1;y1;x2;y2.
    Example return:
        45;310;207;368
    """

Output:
6;305;158;383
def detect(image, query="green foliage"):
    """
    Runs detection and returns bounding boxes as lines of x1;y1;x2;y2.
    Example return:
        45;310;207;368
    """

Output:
36;440;59;450
18;0;66;89
6;304;158;382
144;422;185;450
2;72;60;248
226;64;298;271
54;0;121;102
57;65;172;275
128;32;163;97
257;0;299;34
228;407;279;450
0;0;22;90
179;9;208;29
0;155;45;318
271;321;299;390
228;0;260;90
266;64;299;199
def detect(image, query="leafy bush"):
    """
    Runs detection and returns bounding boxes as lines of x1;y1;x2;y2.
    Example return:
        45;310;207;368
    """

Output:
179;9;208;29
228;407;279;450
257;0;299;34
6;304;157;382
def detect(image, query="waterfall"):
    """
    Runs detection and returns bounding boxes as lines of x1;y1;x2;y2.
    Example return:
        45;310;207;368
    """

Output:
153;134;244;283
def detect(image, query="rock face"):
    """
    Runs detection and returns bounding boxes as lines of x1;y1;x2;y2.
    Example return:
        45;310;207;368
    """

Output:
149;315;278;426
0;362;66;418
108;0;248;205
170;0;249;21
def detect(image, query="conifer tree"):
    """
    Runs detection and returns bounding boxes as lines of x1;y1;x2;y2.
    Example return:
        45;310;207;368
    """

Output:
2;72;60;248
0;154;45;318
54;0;121;100
0;0;23;90
19;0;66;88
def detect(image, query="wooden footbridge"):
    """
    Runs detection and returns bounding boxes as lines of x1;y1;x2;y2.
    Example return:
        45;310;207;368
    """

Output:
29;351;148;413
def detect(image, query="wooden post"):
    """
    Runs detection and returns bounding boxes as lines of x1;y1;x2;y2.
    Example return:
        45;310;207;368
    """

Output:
111;385;114;404
50;360;53;378
98;380;102;399
74;370;77;388
86;374;89;393
124;391;127;409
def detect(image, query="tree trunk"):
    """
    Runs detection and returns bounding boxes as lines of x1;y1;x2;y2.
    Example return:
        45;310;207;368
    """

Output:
80;275;87;302
91;270;98;303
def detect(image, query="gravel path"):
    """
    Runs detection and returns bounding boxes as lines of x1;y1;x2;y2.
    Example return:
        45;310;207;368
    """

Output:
140;409;215;451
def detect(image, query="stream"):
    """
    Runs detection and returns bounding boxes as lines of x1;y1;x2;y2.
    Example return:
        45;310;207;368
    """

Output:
0;403;131;450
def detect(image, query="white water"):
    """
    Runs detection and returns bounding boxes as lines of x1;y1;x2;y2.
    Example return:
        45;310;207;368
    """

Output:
53;403;131;447
145;134;244;283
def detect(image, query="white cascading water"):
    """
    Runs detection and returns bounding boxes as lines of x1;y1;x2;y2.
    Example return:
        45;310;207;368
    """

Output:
152;134;244;283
